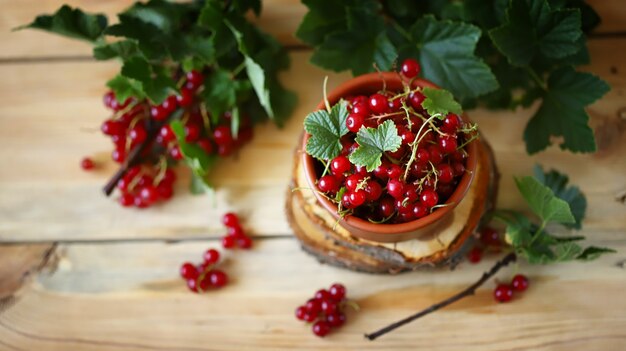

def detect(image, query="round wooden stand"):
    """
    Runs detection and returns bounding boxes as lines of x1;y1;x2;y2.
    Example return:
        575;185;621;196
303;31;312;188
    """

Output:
286;135;499;274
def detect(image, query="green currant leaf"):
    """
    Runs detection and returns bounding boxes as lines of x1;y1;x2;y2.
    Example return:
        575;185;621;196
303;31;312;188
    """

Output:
396;16;498;101
533;165;586;229
93;40;139;60
106;75;146;102
304;101;349;161
524;67;610;154
171;120;217;194
489;0;582;66
349;120;402;172
515;176;575;225
120;56;177;104
576;246;617;261
200;69;250;124
15;5;107;42
421;87;463;117
309;6;397;76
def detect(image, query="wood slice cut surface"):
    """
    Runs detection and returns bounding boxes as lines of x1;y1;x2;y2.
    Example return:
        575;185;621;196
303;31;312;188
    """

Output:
287;136;499;274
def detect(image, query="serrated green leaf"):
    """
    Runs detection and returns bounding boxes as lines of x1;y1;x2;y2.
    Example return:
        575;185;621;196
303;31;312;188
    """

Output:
16;5;107;42
515;176;575;225
106;75;146;102
309;6;397;76
534;164;586;229
489;0;582;66
397;16;498;100
524;67;610;154
498;211;535;247
304;101;349;161
576;246;617;261
200;69;248;121
171;120;216;194
120;56;177;104
421;87;462;117
93;40;139;60
349;120;402;172
122;0;194;34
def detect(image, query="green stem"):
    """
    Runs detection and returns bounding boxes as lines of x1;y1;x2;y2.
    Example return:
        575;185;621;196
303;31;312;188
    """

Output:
526;67;547;91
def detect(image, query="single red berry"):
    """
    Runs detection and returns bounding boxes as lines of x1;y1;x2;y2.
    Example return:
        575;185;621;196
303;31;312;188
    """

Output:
213;126;233;145
326;312;346;328
159;125;176;143
345;174;364;192
320;300;338;315
314;289;332;301
197;139;214;155
329;283;346;301
302;312;316;323
348;190;366;207
388;96;402;111
134;195;149;208
346;113;365;133
379;196;395;217
442;113;461;134
150;105;168;121
341;192;352;209
364;180;383;202
438;135;458;154
408;91;425;110
351;102;370;116
401;58;421;78
427;145;443;165
180;262;198;280
112;148;126;163
480;227;501;247
511;274;529;292
237;235;253;249
330;155;351;175
103;91;116;109
295;306;308;321
318;175;339;193
208;270;228;287
437;164;455;184
420;189;439;208
186;70;204;86
157;182;174;200
184;124;200;142
139;185;159;204
416;148;430;164
467;247;482;263
176;88;194;107
312;321;331;337
217;143;233;157
222;212;240;227
80;157;95;170
129;125;147;145
101;119;123;136
305;298;321;315
160;168;176;185
387;179;405;200
170;145;184;160
222;235;236;249
369;93;389;114
162;96;178;113
203;249;220;264
452;162;466;177
494;284;514;303
119;193;134;207
413;203;428;219
386;163;402;179
400;129;416;145
187;278;199;293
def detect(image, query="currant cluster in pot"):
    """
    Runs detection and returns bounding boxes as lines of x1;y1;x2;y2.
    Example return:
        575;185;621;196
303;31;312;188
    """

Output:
98;69;254;208
180;248;228;293
316;59;473;224
295;283;351;337
221;212;253;249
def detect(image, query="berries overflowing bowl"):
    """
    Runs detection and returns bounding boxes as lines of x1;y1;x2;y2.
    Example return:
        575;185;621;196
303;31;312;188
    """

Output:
301;60;478;243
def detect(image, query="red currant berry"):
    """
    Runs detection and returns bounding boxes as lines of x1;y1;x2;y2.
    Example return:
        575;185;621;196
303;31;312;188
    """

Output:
369;93;389;114
160;168;176;185
467;247;482;263
186;70;204;86
387;179;405;200
388;96;402;111
156;182;174;200
208;270;228;287
427;145;443;165
119;193;134;207
420;189;439;208
348;190;366;207
416;148;430;164
386;163;403;179
180;262;199;280
101;119;123;136
351;102;370;116
408;91;425;110
373;163;389;181
237;235;253;249
480;227;501;247
318;175;339;193
341;192;352;209
312;321;331;337
364;180;383;202
346;113;365;133
184;124;200;142
150;105;168;121
442;113;461;134
345;174;364;192
80;157;95;170
222;212;239;227
452;162;466;177
217;143;233;157
227;225;245;238
378;196;395;217
401;58;421;78
176;88;194;107
139;185;159;204
494;284;513;303
326;312;346;328
103;91;116;109
413;203;428;219
203;249;220;264
213;126;233;145
330;155;351;175
329;283;346;301
400;129;416;145
170;145;183;160
437;163;455;184
129;125;147;145
197;139;214;155
305;298;321;315
403;183;419;202
511;274;529;292
159;125;176;143
315;289;332;301
222;235;236;249
438;135;458;154
295;306;308;321
187;278;199;293
112;148;126;163
162;96;178;113
302;312;316;323
320;300;338;314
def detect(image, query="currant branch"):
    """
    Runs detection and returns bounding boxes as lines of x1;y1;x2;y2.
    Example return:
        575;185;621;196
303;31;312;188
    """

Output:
364;252;517;341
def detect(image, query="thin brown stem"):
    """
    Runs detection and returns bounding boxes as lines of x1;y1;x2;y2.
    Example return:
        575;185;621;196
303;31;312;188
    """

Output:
364;252;517;341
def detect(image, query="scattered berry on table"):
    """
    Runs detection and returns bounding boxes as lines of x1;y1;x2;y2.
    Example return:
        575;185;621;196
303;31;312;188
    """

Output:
511;274;529;292
467;247;482;264
493;284;513;303
80;157;95;171
295;283;355;337
221;211;253;250
179;247;229;293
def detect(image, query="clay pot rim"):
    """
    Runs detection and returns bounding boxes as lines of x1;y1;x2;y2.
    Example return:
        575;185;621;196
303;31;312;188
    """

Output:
301;72;478;235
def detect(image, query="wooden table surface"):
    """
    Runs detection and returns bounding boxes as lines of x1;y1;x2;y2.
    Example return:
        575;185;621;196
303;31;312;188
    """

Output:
1;1;625;350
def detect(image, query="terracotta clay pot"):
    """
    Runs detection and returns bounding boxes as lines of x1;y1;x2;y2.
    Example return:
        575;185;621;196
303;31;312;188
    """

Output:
301;72;478;243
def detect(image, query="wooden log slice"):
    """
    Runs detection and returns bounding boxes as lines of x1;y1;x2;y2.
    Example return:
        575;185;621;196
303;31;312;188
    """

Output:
286;135;499;274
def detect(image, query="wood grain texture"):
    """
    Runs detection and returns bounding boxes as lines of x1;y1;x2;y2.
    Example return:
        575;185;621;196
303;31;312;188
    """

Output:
1;0;625;59
0;236;624;351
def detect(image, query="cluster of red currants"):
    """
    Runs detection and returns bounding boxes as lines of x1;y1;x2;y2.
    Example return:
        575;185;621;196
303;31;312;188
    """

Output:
89;69;254;208
221;212;253;249
295;283;350;337
316;58;472;224
467;226;502;264
180;248;228;293
494;274;530;303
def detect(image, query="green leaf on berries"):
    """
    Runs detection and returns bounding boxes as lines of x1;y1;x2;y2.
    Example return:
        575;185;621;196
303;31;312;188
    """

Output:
170;120;216;194
421;87;462;117
200;69;247;122
349;120;402;172
524;67;610;154
489;0;582;66
15;5;107;42
120;56;177;104
515;176;575;225
304;100;349;161
106;75;146;102
396;16;498;100
93;40;139;60
309;6;397;75
534;164;586;229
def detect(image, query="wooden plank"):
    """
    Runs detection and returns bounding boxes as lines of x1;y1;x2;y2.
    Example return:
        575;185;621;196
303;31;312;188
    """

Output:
1;38;626;242
0;236;624;350
1;0;625;59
